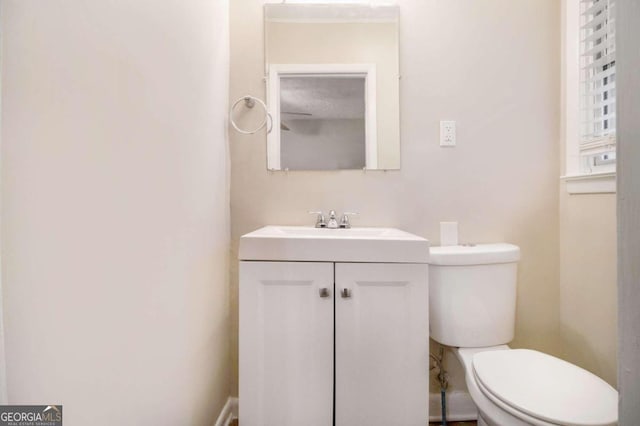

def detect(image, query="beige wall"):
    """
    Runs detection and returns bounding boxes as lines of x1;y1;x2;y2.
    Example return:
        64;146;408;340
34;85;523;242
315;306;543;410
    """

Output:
559;193;617;386
1;1;231;424
231;0;561;396
266;21;400;169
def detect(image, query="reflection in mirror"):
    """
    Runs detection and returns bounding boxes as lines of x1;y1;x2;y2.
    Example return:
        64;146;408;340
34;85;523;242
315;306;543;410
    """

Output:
265;4;400;171
280;75;366;170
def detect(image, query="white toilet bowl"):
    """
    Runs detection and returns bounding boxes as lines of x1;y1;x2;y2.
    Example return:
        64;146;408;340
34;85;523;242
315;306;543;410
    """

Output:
429;244;618;426
455;346;529;426
454;346;618;426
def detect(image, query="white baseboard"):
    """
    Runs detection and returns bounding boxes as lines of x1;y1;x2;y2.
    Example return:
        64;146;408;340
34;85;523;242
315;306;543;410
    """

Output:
429;391;477;422
214;397;238;426
217;394;472;424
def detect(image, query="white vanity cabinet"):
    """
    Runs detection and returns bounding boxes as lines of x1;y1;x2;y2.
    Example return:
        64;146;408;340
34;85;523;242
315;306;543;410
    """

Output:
239;261;335;426
239;226;429;426
334;262;429;426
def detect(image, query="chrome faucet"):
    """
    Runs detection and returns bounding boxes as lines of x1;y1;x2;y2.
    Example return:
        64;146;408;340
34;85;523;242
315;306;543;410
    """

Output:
309;211;327;228
339;212;358;229
327;210;339;229
309;210;359;228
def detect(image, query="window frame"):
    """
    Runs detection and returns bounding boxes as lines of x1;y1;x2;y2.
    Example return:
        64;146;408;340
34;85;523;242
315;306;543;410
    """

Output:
562;0;616;194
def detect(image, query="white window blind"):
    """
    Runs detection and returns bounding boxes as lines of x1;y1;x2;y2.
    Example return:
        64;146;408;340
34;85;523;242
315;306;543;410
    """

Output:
580;0;616;156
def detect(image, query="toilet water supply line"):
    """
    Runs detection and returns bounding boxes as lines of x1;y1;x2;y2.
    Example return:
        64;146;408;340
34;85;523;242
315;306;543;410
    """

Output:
430;345;449;426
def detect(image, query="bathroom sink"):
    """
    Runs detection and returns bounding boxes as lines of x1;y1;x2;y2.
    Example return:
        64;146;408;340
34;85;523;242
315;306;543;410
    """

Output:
239;226;429;262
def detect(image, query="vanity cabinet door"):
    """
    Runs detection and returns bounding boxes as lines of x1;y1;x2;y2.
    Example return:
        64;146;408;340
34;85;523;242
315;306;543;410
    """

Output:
239;261;334;426
335;263;429;426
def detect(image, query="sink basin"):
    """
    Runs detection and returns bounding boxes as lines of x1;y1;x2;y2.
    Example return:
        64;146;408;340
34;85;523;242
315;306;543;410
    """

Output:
239;226;429;263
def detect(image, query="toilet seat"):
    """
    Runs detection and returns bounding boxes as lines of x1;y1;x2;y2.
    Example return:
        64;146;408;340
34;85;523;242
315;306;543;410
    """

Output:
472;349;618;426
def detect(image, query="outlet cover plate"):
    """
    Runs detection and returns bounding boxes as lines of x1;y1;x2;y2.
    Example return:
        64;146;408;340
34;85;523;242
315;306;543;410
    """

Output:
440;120;456;147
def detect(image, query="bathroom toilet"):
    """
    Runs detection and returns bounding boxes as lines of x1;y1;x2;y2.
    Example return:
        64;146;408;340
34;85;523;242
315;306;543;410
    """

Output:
429;244;618;426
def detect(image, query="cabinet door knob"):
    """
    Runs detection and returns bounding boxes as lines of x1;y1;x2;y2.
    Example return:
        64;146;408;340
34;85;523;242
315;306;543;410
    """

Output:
341;288;352;299
319;288;331;298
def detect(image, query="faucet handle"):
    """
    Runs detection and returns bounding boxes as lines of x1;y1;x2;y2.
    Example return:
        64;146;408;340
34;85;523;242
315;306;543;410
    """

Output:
340;212;359;228
308;211;326;228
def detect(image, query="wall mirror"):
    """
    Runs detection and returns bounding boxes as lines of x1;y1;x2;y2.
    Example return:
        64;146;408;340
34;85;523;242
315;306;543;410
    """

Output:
264;3;400;171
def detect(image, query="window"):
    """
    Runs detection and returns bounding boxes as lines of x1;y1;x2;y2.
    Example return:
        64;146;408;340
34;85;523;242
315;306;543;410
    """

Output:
579;0;616;174
563;0;616;193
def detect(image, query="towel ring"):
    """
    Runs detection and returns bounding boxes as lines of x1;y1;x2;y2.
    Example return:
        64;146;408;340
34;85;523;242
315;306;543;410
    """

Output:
230;95;272;135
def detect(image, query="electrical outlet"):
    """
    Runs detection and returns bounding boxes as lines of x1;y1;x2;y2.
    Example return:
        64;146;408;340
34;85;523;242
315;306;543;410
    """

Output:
440;120;456;147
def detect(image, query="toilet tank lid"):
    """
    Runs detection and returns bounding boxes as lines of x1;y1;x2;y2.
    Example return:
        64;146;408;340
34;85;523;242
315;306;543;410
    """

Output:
429;243;520;265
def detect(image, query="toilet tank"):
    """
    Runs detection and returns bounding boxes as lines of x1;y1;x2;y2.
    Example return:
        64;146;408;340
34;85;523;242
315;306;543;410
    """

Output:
429;244;520;348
